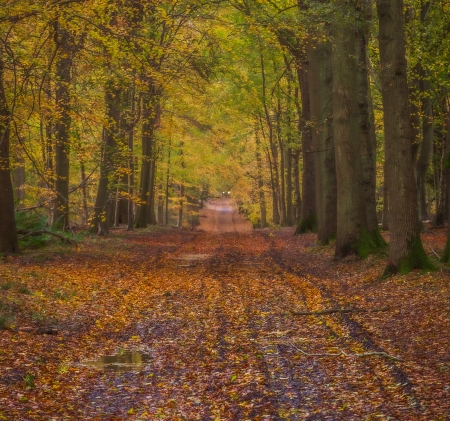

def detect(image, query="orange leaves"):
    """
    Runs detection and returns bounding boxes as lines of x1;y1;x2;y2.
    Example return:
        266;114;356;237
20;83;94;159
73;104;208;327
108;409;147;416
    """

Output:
1;226;450;419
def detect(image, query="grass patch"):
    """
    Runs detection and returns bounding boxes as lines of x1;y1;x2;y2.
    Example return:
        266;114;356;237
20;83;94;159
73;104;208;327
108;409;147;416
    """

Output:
0;281;14;290
17;286;32;295
0;314;13;330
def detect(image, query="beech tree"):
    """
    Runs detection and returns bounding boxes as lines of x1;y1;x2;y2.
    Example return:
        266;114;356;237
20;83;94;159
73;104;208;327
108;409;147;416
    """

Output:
377;0;433;273
0;46;19;254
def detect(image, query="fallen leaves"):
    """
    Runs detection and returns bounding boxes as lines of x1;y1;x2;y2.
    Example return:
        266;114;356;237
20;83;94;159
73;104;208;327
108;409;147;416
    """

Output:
0;227;449;420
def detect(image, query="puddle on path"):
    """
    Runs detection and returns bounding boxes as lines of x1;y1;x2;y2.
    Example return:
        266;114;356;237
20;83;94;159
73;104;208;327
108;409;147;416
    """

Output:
81;351;151;372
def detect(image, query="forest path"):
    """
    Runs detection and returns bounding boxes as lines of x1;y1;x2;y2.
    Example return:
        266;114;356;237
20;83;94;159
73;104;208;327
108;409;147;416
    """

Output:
1;226;449;420
197;198;252;233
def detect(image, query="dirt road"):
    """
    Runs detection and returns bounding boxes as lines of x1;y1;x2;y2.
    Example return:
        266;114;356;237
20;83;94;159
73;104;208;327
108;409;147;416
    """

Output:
1;202;449;420
198;198;252;233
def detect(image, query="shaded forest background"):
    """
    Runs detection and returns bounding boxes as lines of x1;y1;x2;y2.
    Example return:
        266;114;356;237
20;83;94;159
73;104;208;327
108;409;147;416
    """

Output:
1;0;450;273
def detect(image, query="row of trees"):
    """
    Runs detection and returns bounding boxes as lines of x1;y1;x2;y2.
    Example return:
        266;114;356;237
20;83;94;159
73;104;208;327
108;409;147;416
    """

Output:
1;0;450;272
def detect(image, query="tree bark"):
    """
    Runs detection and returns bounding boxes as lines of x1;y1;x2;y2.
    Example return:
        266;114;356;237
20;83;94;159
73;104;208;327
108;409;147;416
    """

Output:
377;0;433;273
416;73;434;221
440;108;450;265
135;85;159;229
295;64;317;234
255;124;267;228
358;19;385;247
53;20;73;231
331;7;370;257
91;81;121;235
0;50;19;253
307;40;337;244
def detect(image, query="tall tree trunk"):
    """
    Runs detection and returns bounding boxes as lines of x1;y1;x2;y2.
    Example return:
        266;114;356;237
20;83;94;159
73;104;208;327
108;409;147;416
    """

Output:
285;147;294;225
147;157;157;224
416;73;434;221
358;20;385;247
381;180;389;230
377;0;433;273
127;87;136;231
135;86;159;229
276;97;287;226
53;21;73;231
307;40;337;243
0;50;19;253
80;161;89;225
293;149;302;222
91;81;121;235
177;184;184;227
440;106;450;265
260;53;280;225
255;124;267;228
295;64;317;234
435;116;448;226
332;4;371;257
165;140;171;225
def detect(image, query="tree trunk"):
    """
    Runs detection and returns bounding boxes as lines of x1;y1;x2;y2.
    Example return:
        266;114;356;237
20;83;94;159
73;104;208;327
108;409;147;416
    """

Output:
295;64;317;234
91;81;121;235
127;87;136;231
80;161;89;225
377;0;433;273
277;98;287;226
285;147;294;226
358;21;385;247
255;124;267;228
165;141;171;225
0;50;19;253
177;184;184;227
440;108;450;265
293;149;302;222
416;73;434;221
381;180;389;230
53;21;73;231
147;157;157;225
135;86;159;229
435;118;448;226
332;4;372;257
307;40;337;244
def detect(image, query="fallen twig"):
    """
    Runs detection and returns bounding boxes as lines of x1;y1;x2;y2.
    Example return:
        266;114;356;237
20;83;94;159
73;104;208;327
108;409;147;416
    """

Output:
291;307;389;316
288;342;403;362
429;247;441;259
17;228;76;245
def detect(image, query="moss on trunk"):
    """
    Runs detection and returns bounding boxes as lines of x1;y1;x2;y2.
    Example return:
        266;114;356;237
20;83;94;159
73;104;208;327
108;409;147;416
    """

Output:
295;213;317;235
384;233;435;275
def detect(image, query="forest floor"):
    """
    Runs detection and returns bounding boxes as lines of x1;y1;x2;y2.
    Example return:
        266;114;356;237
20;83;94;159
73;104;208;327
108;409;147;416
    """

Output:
1;199;450;421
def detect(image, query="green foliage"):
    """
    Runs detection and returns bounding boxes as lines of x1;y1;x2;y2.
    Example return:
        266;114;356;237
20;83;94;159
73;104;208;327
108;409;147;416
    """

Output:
23;373;36;389
15;212;47;232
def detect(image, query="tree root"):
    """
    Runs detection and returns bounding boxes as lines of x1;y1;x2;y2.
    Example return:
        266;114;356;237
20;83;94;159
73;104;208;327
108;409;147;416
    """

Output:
291;307;389;316
288;342;403;362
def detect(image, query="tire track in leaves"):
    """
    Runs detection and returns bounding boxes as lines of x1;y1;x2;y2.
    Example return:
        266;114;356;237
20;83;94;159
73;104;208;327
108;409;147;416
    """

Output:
266;238;423;418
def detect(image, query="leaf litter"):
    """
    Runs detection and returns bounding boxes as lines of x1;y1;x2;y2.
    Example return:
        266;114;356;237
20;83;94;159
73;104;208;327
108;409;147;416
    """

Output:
0;225;449;420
